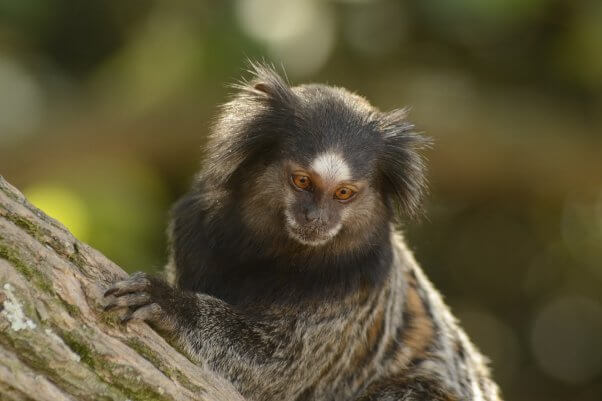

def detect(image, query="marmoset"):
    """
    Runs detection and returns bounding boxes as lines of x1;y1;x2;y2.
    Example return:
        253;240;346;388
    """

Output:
104;63;501;401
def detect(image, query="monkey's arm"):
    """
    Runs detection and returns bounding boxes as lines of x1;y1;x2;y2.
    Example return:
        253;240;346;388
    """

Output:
102;194;295;377
103;273;291;377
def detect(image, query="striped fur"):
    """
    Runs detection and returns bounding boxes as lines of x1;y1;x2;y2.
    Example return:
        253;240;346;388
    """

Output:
108;63;501;401
160;228;501;401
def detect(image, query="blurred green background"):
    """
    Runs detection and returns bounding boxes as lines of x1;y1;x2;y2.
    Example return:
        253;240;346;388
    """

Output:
1;1;601;400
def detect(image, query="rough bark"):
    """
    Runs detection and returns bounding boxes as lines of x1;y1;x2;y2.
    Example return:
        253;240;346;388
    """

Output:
0;175;245;401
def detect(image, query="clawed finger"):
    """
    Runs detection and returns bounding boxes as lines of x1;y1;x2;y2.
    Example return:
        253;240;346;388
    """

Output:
103;292;151;311
121;303;163;323
104;273;150;297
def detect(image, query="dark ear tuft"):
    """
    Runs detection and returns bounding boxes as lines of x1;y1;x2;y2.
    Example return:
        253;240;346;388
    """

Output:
378;108;432;219
203;61;295;191
232;60;295;107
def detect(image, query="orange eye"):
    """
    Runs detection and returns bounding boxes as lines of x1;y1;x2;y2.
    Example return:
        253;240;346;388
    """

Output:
292;174;312;190
334;186;356;201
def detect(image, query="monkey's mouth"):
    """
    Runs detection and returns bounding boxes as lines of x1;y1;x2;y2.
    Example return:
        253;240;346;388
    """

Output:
283;210;342;246
287;226;331;246
284;218;341;247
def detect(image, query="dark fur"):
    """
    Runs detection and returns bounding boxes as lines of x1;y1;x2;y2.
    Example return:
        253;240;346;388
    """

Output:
104;63;501;401
171;191;393;306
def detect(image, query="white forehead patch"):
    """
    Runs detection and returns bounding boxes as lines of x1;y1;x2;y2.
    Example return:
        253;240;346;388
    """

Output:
310;152;351;183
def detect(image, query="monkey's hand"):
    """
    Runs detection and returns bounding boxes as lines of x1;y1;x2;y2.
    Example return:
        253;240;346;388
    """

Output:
103;272;180;332
103;272;285;371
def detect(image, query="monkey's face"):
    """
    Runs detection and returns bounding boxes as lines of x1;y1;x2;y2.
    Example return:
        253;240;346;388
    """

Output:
241;150;387;250
276;142;392;249
283;152;365;246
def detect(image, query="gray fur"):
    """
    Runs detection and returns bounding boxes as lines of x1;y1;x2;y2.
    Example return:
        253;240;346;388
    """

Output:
104;63;501;401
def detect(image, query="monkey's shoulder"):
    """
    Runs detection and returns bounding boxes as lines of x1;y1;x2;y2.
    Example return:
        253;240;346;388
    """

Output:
378;242;500;400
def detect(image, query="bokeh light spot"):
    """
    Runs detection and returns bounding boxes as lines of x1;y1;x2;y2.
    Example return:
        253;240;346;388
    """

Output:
235;0;335;77
24;184;90;240
0;56;43;143
562;196;602;281
531;297;602;384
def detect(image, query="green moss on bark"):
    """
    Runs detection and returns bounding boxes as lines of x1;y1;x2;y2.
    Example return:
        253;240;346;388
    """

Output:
126;338;204;395
0;241;54;295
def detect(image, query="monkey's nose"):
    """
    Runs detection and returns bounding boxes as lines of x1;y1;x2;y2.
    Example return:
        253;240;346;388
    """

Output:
304;208;319;223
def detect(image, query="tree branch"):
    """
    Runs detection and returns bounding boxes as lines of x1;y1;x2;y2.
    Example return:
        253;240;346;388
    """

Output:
0;175;245;401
